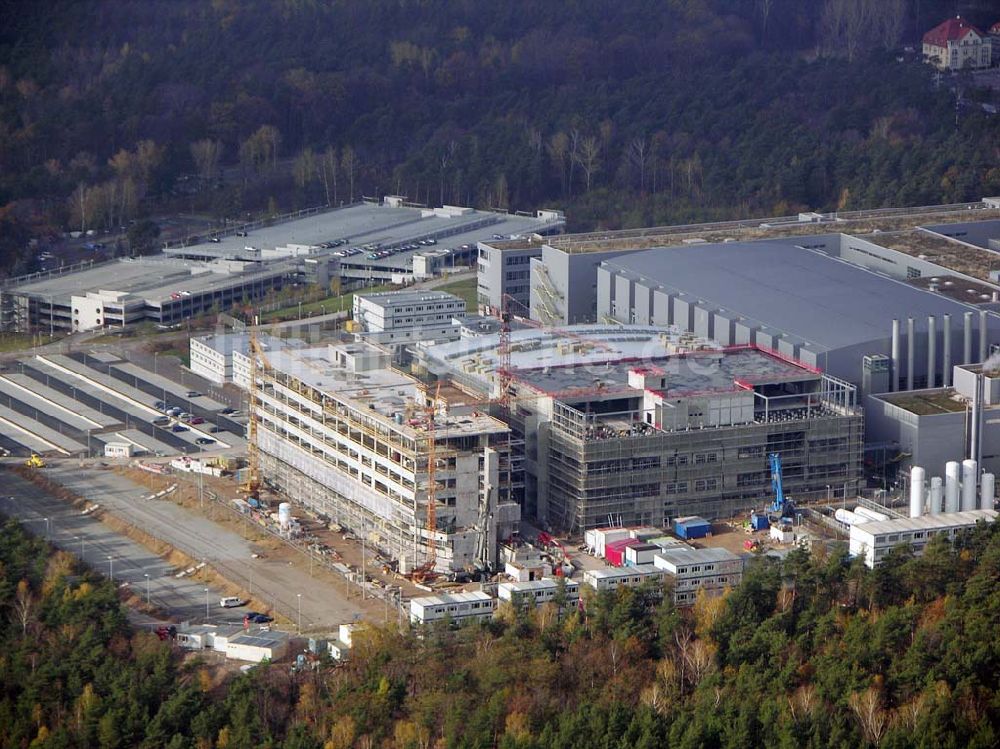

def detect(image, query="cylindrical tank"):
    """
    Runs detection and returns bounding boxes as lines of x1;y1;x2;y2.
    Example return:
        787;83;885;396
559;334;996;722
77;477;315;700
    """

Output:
962;459;978;511
909;466;925;518
855;506;890;523
945;461;961;513
928;476;943;515
834;508;867;526
981;472;995;512
278;502;292;528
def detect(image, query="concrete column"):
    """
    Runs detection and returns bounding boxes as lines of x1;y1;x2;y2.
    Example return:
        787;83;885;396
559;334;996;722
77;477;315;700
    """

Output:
906;317;915;391
890;318;900;392
964;311;973;364
927;315;936;388
943;313;952;387
980;310;989;362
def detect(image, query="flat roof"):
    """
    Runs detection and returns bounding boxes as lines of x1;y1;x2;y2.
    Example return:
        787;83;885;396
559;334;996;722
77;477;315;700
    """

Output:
851;510;997;537
229;630;290;647
10;256;290;303
656;546;741;565
603;241;979;352
922;219;1000;251
411;591;495;607
500;578;579;591
875;388;970;415
194;333;298;356
587;564;662;578
513;347;816;398
355;289;464;307
265;342;506;437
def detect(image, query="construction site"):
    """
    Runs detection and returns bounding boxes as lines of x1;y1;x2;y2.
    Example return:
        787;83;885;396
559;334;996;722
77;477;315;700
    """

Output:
246;337;520;576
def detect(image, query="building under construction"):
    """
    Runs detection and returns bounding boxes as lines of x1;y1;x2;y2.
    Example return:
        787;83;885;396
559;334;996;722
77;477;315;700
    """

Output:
419;325;864;532
251;339;519;573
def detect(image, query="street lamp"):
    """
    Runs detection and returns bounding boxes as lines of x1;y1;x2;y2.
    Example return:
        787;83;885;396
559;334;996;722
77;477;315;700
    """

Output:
144;573;150;604
297;593;302;634
204;587;209;620
826;485;832;503
108;555;114;581
75;535;84;560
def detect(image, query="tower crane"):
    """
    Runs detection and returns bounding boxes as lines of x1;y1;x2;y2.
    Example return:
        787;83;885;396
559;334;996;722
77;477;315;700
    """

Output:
244;318;275;498
409;381;443;582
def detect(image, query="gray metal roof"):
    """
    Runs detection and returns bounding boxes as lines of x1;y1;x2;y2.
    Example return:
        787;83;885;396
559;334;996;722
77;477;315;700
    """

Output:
603;241;982;352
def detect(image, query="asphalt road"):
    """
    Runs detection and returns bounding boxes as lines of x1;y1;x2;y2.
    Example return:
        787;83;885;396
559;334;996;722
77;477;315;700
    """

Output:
0;470;226;623
43;463;366;631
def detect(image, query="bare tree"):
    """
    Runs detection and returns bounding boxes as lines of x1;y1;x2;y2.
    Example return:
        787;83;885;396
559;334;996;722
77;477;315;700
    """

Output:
626;136;649;192
190;139;222;184
849;687;891;746
341;146;358;202
573;135;601;192
546;131;569;196
757;0;775;42
876;0;906;50
11;580;34;636
567;128;582;194
319;146;338;205
293;147;317;189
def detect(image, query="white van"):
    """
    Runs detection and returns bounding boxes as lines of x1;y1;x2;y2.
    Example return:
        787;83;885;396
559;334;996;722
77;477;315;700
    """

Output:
219;596;246;608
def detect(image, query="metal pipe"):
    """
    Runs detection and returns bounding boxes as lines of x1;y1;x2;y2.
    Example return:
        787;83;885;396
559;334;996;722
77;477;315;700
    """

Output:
927;315;936;388
906;317;915;391
890;318;900;392
943;313;952;387
964;311;973;364
980;310;989;362
962;458;978;511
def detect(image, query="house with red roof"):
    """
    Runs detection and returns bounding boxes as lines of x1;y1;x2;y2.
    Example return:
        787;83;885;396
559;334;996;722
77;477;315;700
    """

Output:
922;16;991;71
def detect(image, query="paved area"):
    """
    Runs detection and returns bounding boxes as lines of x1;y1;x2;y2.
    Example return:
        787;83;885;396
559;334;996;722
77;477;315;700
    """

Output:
0;470;228;623
43;462;366;630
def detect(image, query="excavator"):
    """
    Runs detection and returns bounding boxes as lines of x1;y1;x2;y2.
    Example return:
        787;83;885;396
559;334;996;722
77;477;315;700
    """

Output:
24;453;45;469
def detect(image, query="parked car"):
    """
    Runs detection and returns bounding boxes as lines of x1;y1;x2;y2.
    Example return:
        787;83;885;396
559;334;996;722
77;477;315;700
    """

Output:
190;416;205;425
244;612;273;624
186;390;202;398
220;407;236;415
167;407;182;417
210;426;224;433
220;596;246;608
154;400;166;409
152;417;170;426
171;424;189;433
196;437;215;445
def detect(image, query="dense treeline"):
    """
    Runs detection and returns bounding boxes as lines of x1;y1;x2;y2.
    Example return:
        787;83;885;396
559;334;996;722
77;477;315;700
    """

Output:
0;0;998;274
4;512;1000;748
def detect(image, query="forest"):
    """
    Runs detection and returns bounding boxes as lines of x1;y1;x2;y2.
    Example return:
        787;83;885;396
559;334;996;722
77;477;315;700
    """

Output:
1;0;1000;275
3;512;1000;748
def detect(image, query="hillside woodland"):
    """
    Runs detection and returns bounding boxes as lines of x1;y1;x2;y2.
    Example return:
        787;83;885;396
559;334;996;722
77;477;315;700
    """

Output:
0;0;999;275
2;514;1000;749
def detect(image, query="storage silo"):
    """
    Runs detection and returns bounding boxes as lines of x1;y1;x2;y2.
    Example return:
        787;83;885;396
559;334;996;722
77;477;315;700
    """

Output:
945;461;961;513
928;476;943;515
909;466;925;518
961;459;978;511
981;472;995;512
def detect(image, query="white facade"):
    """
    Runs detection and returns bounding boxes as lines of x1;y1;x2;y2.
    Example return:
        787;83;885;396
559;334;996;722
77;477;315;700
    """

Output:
923;17;992;71
849;510;997;568
653;547;744;605
190;335;234;384
498;578;580;608
104;441;135;458
352;290;466;346
409;591;496;625
582;564;666;591
225;631;290;663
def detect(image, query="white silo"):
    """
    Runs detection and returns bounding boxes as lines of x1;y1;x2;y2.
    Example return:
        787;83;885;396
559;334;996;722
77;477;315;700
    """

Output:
278;502;292;529
928;476;943;515
834;508;867;526
981;473;995;512
909;466;925;518
855;506;890;523
945;461;961;513
961;459;978;511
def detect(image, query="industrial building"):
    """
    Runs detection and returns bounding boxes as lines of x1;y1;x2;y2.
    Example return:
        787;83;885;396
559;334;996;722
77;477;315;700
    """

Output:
849;510;997;568
582;564;667;591
351;290;466;346
252;339;520;574
0;256;293;334
652;546;743;605
191;333;300;385
476;200;1000;396
408;591;496;625
420;324;863;532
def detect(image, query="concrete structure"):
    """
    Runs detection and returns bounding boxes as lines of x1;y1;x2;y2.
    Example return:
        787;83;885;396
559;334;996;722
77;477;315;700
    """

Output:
652;546;744;606
253;340;519;573
582;564;667;591
225;630;291;663
408;591;496;625
103;441;135;458
0;256;292;334
352;290;466;346
497;578;580;609
923;16;992;71
849;510;997;567
192;333;304;387
597;238;998;394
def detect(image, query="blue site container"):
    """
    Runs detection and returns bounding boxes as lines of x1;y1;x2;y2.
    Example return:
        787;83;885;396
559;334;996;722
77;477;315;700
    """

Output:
673;516;711;540
750;513;770;531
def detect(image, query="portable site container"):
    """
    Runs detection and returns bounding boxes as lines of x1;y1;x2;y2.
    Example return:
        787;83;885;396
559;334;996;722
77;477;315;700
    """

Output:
624;543;661;567
585;527;631;558
674;516;711;540
628;526;663;542
605;538;642;566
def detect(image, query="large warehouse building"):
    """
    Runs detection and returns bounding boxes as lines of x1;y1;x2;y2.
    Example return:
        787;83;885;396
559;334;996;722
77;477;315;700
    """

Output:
252;339;520;573
418;325;863;531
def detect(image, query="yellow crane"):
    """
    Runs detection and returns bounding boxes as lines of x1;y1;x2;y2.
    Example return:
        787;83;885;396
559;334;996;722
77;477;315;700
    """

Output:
410;382;442;582
244;320;275;497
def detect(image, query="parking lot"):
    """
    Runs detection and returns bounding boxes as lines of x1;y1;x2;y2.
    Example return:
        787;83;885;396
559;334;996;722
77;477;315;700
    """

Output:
0;350;246;459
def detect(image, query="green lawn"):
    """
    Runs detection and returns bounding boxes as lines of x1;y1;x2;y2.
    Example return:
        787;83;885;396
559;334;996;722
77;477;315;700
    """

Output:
435;276;478;309
260;284;392;322
0;333;59;352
